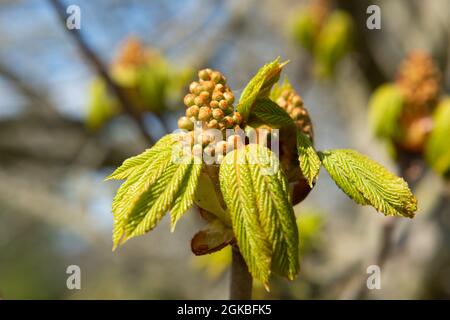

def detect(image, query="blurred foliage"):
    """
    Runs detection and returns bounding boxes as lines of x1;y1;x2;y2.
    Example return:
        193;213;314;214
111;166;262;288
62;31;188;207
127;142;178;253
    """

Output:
86;37;192;130
292;0;353;78
368;51;449;178
425;98;450;176
369;84;404;140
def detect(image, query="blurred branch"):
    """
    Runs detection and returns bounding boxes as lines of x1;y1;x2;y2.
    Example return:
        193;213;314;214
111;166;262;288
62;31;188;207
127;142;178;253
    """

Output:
336;0;388;89
47;0;155;145
0;169;106;245
0;113;142;169
230;244;253;300
0;61;57;115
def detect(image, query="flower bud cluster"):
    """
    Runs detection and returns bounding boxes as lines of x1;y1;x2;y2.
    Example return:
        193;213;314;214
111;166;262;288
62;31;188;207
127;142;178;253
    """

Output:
178;68;242;131
396;51;441;118
276;89;314;140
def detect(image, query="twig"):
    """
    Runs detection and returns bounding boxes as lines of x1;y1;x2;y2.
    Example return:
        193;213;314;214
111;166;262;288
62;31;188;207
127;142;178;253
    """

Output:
47;0;155;145
230;244;253;300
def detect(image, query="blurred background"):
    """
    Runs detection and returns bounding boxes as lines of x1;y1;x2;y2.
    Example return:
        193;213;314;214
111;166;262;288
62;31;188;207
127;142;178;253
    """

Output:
0;0;449;299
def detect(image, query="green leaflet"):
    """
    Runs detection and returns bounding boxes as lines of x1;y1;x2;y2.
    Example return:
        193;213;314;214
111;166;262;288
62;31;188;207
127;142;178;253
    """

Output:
247;98;295;128
108;134;202;249
425;98;450;176
237;58;287;121
106;134;178;181
368;84;404;140
171;161;202;231
219;144;299;286
194;168;231;226
296;130;321;187
320;149;417;218
111;148;175;246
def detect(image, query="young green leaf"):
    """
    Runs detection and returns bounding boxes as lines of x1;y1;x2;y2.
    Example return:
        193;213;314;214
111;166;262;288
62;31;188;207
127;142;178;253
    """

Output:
425;98;450;176
237;58;287;121
108;134;202;249
247;98;295;128
296;130;321;187
170;161;202;231
219;144;300;285
320;149;417;218
368;84;404;140
106;133;178;181
194;168;231;226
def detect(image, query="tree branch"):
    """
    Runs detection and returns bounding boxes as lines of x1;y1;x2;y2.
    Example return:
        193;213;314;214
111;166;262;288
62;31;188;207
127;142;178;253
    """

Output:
47;0;155;145
230;244;253;300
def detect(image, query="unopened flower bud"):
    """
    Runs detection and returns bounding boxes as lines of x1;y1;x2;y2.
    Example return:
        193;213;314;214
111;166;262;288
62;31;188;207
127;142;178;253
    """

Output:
202;81;215;93
192;85;204;95
225;106;234;115
232;112;242;125
178;116;194;131
198;69;210;81
286;104;294;114
218;99;228;110
212;92;224;102
292;95;303;106
211;71;223;83
208;119;219;129
186;105;200;117
276;87;314;141
281;90;290;99
277;99;288;108
223;116;234;128
184;94;195;107
199;91;210;99
198;106;212;122
212;108;224;120
210;100;219;108
223;92;234;105
291;108;303;119
194;95;206;107
189;82;199;93
215;84;225;92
